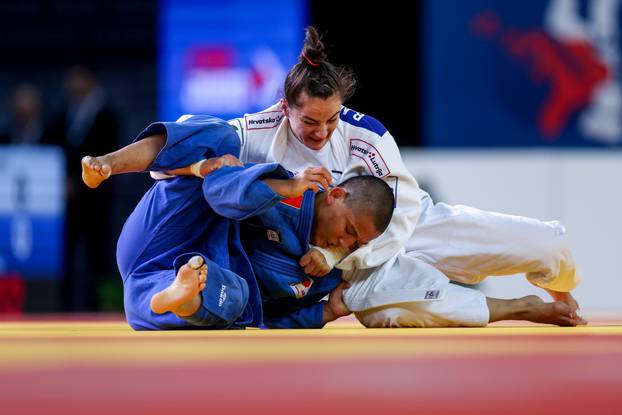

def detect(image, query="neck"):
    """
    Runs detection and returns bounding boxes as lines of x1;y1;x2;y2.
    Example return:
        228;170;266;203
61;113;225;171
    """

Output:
288;125;302;144
311;192;327;245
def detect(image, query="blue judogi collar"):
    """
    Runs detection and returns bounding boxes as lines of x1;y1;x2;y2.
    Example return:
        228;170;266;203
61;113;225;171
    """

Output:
242;191;315;258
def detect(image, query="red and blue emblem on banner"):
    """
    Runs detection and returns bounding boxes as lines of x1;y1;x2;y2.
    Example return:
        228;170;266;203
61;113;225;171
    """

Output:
424;0;621;147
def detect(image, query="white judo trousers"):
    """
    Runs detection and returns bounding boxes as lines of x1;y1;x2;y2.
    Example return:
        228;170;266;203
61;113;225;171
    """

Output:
344;194;579;327
220;104;581;327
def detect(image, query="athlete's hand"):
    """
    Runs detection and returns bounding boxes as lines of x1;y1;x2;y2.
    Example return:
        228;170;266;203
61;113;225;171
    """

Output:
293;166;332;194
300;248;332;277
322;281;352;324
266;166;333;198
200;154;243;176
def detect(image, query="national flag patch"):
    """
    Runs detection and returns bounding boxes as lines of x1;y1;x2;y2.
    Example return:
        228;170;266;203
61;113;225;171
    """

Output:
290;277;314;299
280;196;303;209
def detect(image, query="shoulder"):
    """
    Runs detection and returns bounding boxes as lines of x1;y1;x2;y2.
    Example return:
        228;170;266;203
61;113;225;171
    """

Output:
241;103;284;132
339;107;388;137
338;108;401;179
229;103;284;146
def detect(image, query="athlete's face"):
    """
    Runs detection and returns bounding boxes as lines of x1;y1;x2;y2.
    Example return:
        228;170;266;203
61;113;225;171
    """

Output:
282;92;342;151
311;187;380;251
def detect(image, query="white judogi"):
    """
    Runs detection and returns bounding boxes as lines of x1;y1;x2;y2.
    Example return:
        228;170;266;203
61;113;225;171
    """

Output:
219;103;580;327
229;103;423;271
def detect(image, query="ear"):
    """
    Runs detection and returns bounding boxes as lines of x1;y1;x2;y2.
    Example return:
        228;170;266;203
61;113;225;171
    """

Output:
280;99;289;117
326;186;347;205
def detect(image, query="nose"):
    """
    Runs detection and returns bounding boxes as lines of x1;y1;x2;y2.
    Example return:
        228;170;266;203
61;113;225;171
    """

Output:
314;124;328;139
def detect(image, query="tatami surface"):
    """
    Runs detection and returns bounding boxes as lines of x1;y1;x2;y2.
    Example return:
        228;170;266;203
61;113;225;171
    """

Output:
0;314;620;415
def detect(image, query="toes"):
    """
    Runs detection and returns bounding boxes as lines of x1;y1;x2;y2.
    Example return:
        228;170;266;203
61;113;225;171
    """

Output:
81;156;104;173
555;314;577;326
575;309;588;325
199;282;206;291
188;255;204;270
198;268;207;284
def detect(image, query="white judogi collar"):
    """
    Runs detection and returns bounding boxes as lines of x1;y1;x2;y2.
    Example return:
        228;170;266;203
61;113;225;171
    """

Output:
266;115;345;180
265;116;290;165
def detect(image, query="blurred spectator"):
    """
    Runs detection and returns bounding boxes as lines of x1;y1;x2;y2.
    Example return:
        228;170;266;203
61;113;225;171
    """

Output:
47;66;121;312
0;84;46;145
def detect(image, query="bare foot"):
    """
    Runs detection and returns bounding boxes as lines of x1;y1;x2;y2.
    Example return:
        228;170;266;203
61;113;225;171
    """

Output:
545;290;588;325
81;156;112;188
150;256;208;317
519;295;584;326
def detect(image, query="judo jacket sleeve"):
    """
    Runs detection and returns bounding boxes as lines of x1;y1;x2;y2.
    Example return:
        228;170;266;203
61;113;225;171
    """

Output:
333;108;423;271
201;163;291;221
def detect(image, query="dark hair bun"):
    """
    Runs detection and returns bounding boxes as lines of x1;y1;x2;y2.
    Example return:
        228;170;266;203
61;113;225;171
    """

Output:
301;26;328;65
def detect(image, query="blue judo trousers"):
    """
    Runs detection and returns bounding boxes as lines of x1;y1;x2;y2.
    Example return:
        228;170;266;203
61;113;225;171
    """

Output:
117;116;342;330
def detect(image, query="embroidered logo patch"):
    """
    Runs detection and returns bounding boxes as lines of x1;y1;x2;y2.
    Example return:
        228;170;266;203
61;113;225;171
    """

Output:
218;285;228;306
349;139;391;178
290;277;314;299
245;111;284;130
266;229;281;243
424;290;440;300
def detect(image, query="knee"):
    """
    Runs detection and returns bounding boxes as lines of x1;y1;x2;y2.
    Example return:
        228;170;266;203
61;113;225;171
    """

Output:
531;220;578;280
535;220;571;257
525;223;580;291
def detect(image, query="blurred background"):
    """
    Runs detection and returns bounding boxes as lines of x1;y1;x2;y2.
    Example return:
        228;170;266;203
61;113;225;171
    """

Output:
0;0;620;315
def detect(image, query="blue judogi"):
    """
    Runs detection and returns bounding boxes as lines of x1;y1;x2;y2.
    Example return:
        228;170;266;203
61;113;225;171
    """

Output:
118;116;341;330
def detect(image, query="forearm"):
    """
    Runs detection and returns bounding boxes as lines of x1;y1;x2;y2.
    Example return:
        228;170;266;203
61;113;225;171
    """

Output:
322;301;337;325
263;178;291;197
323;281;352;324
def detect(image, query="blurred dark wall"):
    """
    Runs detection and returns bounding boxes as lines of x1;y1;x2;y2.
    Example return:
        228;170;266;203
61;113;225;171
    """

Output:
0;0;421;311
0;0;157;134
1;0;421;139
310;0;423;147
0;0;158;311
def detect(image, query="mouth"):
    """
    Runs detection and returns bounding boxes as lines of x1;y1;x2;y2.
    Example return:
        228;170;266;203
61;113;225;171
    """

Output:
306;137;326;147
